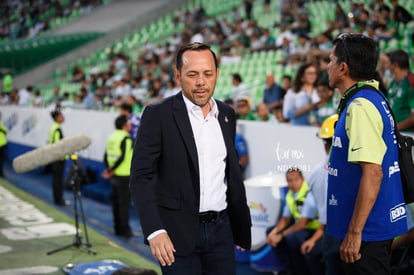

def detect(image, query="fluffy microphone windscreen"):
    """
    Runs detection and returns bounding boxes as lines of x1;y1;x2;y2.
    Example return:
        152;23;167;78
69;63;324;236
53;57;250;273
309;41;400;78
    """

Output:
12;134;92;173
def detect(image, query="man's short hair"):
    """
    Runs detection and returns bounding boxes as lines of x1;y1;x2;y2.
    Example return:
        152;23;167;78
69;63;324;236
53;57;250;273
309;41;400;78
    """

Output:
175;42;218;71
120;103;133;113
386;49;410;70
115;115;128;130
333;33;378;81
50;109;62;120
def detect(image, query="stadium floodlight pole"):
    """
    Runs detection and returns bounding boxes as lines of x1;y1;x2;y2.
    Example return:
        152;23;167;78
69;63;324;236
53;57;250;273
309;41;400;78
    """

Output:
46;154;97;256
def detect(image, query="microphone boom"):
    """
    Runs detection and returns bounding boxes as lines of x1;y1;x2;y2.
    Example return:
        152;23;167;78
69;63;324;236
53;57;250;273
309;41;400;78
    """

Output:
12;134;92;173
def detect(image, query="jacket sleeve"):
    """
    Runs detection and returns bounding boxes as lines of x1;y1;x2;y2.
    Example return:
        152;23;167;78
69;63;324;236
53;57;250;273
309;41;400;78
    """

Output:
129;105;164;239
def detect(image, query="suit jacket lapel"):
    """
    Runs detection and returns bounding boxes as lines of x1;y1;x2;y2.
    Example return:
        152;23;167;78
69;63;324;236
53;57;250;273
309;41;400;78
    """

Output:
172;93;199;175
217;102;234;154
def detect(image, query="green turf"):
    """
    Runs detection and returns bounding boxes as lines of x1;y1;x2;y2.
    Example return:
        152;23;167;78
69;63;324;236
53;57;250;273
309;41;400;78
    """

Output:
0;179;160;274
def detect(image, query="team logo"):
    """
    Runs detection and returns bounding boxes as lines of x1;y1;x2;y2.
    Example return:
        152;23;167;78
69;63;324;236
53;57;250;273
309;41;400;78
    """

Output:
390;204;406;222
332;136;342;148
389;161;400;178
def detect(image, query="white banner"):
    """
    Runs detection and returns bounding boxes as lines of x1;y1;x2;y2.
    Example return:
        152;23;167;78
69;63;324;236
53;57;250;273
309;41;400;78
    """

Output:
1;106;117;162
1;106;326;177
238;121;325;179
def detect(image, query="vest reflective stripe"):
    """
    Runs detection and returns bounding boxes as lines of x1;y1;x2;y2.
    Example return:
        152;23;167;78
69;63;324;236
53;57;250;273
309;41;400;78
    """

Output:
105;130;132;176
0;124;7;147
48;122;67;160
48;122;62;144
285;181;320;230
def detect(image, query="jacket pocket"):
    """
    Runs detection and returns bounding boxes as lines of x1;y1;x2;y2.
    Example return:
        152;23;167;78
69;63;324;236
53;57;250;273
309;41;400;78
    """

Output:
157;194;181;210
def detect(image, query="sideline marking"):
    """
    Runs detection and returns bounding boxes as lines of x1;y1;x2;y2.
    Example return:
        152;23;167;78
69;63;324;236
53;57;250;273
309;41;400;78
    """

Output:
0;266;58;274
0;185;76;240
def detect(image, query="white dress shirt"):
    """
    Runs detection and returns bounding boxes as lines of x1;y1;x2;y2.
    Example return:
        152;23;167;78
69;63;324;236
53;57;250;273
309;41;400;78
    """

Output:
183;94;228;212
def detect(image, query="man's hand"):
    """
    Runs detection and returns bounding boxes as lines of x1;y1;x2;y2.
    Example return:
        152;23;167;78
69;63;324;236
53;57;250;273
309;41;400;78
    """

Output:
340;231;362;263
148;232;176;266
101;169;113;179
300;239;315;254
267;231;283;247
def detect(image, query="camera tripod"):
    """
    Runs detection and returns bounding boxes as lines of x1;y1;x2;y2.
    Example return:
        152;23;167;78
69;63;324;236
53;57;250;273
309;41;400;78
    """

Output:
47;155;97;255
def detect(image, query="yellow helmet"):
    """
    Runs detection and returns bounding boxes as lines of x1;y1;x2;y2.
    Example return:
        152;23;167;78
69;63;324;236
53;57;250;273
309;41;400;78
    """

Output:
318;114;338;139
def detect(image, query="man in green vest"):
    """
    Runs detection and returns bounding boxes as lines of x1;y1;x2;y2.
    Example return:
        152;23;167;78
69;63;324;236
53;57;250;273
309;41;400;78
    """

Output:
2;69;13;95
0;112;8;177
267;167;323;275
103;115;133;239
48;109;68;206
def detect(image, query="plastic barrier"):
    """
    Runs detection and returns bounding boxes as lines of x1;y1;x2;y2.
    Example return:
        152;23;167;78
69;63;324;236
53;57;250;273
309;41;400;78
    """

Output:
245;173;288;272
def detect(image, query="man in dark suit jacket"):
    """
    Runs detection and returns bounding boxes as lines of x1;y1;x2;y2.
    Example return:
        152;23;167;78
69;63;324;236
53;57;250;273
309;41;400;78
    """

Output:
130;42;251;274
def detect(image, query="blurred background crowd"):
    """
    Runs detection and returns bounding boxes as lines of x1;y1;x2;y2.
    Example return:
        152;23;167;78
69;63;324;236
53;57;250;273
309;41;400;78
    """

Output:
1;0;413;129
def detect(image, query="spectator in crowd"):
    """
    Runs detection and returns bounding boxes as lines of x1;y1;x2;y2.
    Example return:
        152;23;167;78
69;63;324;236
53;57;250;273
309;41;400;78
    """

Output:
2;69;13;95
291;6;311;36
235;132;249;180
119;103;140;142
123;94;142;114
48;109;68;206
236;97;256;120
263;74;283;112
162;79;180;99
9;88;19;105
317;56;330;84
4;0;413;128
58;92;73;108
0;0;105;40
103;115;134;239
224;98;250;179
375;5;399;41
32;90;43;107
273;105;288;123
47;86;62;107
313;81;337;126
276;22;295;50
280;74;292;98
384;49;414;131
244;0;254;20
229;73;252;103
91;94;103;110
290;33;312;63
390;0;413;25
267;167;323;275
326;33;407;275
255;102;273;121
72;65;86;83
0;112;8;177
18;85;33;106
80;87;94;109
283;63;320;126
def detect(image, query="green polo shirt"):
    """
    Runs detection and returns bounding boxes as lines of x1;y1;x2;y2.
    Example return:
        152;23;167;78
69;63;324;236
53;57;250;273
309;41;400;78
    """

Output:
387;75;414;126
346;97;386;165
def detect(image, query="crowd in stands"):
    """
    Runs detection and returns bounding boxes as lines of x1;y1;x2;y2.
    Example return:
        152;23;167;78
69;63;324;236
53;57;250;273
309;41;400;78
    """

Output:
0;0;105;41
0;0;413;128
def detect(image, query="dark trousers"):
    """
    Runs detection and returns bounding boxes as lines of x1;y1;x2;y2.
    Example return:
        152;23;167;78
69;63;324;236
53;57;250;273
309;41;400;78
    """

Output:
323;234;344;275
110;175;132;237
342;239;393;275
0;145;5;177
280;229;324;275
161;210;236;275
51;160;65;204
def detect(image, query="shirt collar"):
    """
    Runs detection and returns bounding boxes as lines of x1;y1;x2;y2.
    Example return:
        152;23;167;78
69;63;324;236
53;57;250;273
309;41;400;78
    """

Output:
182;92;219;118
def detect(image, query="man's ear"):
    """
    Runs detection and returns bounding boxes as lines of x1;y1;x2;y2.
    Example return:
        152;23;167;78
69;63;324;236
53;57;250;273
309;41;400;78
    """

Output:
174;68;180;82
340;62;349;75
